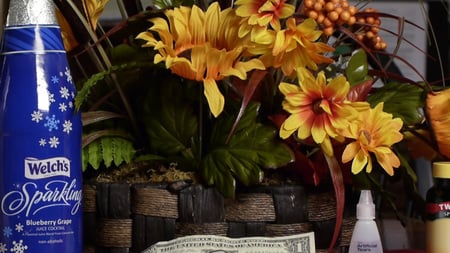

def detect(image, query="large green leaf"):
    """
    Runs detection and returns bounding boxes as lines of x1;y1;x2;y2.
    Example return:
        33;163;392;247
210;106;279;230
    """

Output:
201;151;238;198
142;77;198;159
367;82;426;125
201;102;294;197
144;110;198;156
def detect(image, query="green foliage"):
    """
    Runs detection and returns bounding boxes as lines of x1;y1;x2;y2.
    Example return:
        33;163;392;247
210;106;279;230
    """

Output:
75;39;293;197
75;61;154;110
138;76;294;197
82;136;135;171
367;82;426;125
151;0;199;9
202;103;294;196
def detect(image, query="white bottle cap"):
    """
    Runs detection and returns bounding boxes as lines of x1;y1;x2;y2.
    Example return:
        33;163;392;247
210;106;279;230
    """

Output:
356;190;375;219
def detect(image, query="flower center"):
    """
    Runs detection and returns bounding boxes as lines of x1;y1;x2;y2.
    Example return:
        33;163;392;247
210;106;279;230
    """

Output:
359;129;371;145
312;99;325;114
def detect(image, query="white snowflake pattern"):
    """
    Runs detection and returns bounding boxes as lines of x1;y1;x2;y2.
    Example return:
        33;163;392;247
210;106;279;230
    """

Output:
49;136;60;148
30;111;43;123
0;243;7;253
10;240;27;253
2;227;12;238
48;93;55;103
14;223;23;233
63;120;73;134
39;138;47;147
51;75;59;84
68;101;74;108
58;103;67;112
44;115;60;132
60;86;70;100
65;66;73;84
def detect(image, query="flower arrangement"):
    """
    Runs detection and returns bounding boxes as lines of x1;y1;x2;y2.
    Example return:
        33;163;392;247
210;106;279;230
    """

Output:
56;0;448;251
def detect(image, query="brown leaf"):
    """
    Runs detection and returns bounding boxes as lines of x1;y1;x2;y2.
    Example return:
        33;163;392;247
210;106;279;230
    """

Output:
347;79;373;102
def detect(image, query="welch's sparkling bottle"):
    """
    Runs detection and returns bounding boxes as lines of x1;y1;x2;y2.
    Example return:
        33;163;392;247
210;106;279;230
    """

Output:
0;0;83;252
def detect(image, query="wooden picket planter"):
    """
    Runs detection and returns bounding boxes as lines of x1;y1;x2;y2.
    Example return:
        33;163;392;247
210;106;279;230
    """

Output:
82;183;355;253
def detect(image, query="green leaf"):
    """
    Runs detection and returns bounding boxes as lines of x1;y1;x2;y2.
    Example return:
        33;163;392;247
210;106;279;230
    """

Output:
142;76;198;159
152;0;193;9
75;61;154;110
201;102;294;197
333;44;353;56
367;82;426;125
82;136;135;171
228;124;294;168
396;146;417;184
346;49;369;85
201;154;236;198
145;112;197;156
110;44;149;64
82;129;132;148
81;111;126;126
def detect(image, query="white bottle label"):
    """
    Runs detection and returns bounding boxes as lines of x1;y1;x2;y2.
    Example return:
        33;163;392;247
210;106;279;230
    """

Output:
352;241;383;253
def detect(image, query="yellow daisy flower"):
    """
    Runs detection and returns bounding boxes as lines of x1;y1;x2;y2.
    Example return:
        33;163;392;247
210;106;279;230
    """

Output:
341;103;404;176
278;67;357;156
235;0;295;39
258;18;335;76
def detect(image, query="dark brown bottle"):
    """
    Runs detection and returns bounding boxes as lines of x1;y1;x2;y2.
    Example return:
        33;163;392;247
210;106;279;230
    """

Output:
426;161;450;253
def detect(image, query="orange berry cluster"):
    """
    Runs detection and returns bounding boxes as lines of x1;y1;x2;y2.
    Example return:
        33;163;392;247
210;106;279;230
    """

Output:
303;0;358;36
353;8;387;50
303;0;387;50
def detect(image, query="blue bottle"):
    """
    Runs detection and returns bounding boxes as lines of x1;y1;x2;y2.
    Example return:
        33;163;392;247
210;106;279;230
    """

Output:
0;0;83;252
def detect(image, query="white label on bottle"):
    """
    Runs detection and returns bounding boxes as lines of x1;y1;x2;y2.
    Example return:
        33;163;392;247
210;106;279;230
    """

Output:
24;157;70;179
1;178;82;217
353;241;382;252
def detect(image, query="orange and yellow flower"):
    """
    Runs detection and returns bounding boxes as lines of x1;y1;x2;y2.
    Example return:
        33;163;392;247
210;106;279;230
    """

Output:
235;0;295;39
426;89;450;159
278;67;358;156
136;3;265;117
257;18;335;76
341;103;403;176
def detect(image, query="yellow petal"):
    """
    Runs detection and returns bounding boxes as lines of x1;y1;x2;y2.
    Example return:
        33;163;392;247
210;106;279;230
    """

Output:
319;99;331;115
82;0;110;30
375;152;399;176
311;116;327;143
203;78;225;117
351;149;368;174
279;126;297;139
320;137;334;156
297;119;312;139
342;142;359;163
282;113;307;131
326;75;349;100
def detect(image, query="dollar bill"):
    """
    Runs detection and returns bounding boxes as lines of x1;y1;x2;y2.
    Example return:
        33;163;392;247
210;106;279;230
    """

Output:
142;232;315;253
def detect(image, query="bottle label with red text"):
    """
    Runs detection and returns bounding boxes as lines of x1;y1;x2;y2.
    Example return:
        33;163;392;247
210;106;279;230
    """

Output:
426;201;450;220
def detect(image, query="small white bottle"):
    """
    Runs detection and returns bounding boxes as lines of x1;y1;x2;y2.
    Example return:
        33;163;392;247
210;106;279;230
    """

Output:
348;190;383;253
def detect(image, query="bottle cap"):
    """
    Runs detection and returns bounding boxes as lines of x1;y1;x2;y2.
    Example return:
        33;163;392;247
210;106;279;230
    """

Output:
356;190;375;219
433;162;450;179
6;0;57;26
